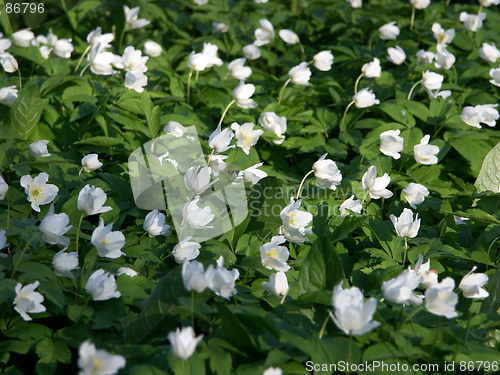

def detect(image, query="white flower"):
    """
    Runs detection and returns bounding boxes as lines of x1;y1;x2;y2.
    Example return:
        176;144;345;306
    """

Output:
262;271;289;297
233;81;258;109
87;27;114;52
40;204;72;249
387;45;406;65
168;326;204;360
209;154;228;177
20;172;59;212
123;5;150;29
29;140;50;158
414;254;438;288
184;166;216;194
228;58;252;80
122;46;148;73
459;266;489;298
460;12;486;32
182;196;215;229
403;183;429;209
0;52;18;73
91;218;126;259
346;0;362;8
361;58;381;78
340;195;362;218
13;281;46;321
125;71;148;93
237;163;268;184
0;229;9;257
194;0;208;4
460;104;499;128
78;340;126;375
117;267;138;277
254;0;269;3
206;259;239;299
164;121;187;137
416;50;435;65
53;38;74;58
86;269;121;301
329;282;381;336
361;166;393;199
89;51;121;75
0;175;8;200
353;88;379;108
313;51;334;71
78;185;112;216
0;34;11;52
279;29;300;45
480;0;499;6
144;40;162;57
0;85;18;106
479;42;500;62
231;122;263;155
432;23;455;45
81;154;103;172
188;51;209;72
209;124;234;153
434;44;455;70
144;210;171;237
280;197;313;243
52;250;79;278
490;68;500;87
259;236;290;272
390;208;420;238
201;43;223;68
379;130;404;160
414;135;439;165
422;70;444;97
12;29;35;47
410;0;430;9
212;22;229;35
381;267;423;305
288;62;312;86
254;19;275;47
182;261;208;293
263;368;283;375
379;21;399;40
243;44;261;60
312;154;342;190
425;277;458;318
173;237;201;264
259;112;287;144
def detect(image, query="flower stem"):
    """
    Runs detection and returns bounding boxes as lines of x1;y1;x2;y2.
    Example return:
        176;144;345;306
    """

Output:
79;62;92;77
74;45;91;73
407;80;422;100
354;73;364;94
398;304;424;331
278;78;292;104
339;100;355;134
17;68;22;90
410;6;416;30
318;314;330;339
75;213;84;254
11;232;41;278
478;5;483;15
296;169;315;199
403;236;408;266
218;99;236;126
299;42;305;62
79;248;96;291
75;295;91;323
117;24;128;53
347;334;353;375
187;69;193;105
452;65;458;85
360;190;369;207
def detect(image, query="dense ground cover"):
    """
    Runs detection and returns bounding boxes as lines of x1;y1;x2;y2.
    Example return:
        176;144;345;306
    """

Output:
1;0;500;374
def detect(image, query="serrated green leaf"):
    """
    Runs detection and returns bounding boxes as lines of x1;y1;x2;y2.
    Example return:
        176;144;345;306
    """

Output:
10;84;43;140
475;141;500;193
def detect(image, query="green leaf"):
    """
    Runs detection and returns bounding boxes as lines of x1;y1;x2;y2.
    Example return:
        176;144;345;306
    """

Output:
76;136;124;147
10;84;43;140
451;138;491;177
378;101;416;128
296;236;345;294
247;176;287;232
35;338;57;375
475;141;500;193
480;267;500;315
216;303;258;355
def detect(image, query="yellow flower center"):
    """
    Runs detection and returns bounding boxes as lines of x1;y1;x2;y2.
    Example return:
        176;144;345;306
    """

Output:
93;355;104;372
266;248;278;258
101;237;109;246
289;212;298;227
342;209;349;217
30;184;44;201
242;131;252;147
